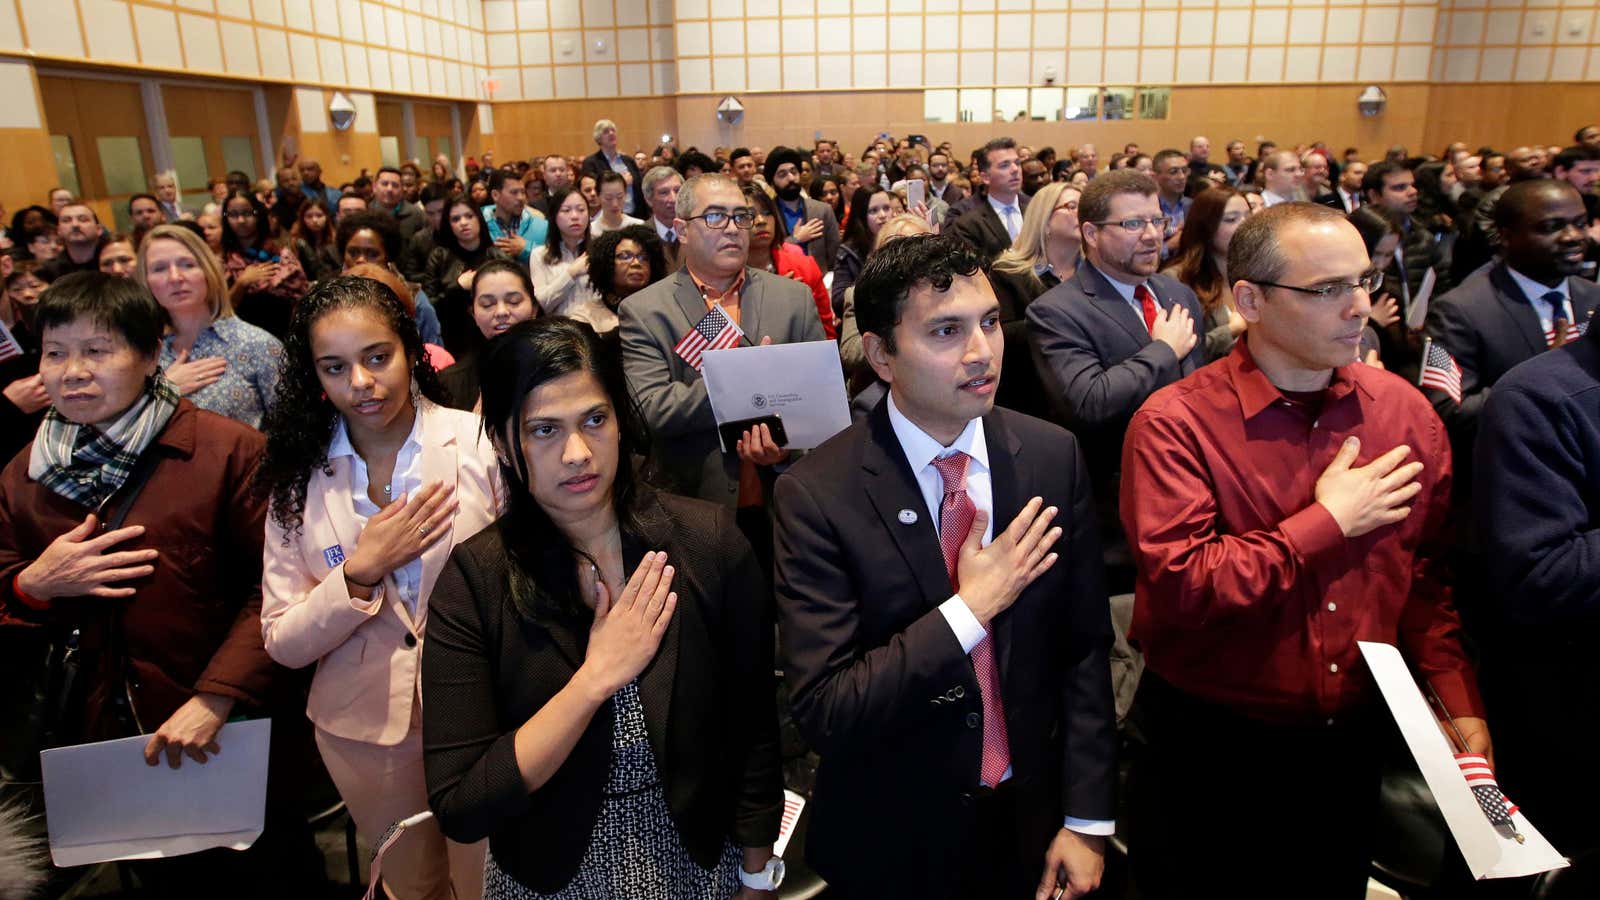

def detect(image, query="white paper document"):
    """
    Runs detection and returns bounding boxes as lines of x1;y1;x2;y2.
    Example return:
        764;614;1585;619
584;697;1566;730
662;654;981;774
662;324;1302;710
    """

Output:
1357;642;1568;880
701;341;851;451
42;718;272;867
1404;268;1438;332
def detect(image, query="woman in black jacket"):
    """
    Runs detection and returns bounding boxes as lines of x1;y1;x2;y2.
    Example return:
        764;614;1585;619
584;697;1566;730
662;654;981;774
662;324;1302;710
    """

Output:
422;318;784;899
424;195;507;358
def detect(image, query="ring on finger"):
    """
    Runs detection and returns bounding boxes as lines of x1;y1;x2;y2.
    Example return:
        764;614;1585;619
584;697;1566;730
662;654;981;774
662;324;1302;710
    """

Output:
418;525;430;536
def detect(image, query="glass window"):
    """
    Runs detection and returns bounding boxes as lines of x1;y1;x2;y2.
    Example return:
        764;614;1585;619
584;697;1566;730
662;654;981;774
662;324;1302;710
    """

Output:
994;88;1030;123
380;136;401;168
1063;88;1099;120
170;136;209;196
923;89;958;123
435;137;453;163
96;136;148;196
1102;86;1135;120
1136;86;1172;120
221;136;257;182
957;88;993;124
1029;88;1065;121
50;135;81;197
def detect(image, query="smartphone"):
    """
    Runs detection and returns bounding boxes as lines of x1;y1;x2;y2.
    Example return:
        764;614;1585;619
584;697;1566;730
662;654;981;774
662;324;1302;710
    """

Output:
905;179;926;210
719;414;789;454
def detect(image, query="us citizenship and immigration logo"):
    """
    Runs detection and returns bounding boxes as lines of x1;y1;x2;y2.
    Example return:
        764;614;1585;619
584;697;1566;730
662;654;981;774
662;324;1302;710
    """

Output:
752;394;768;409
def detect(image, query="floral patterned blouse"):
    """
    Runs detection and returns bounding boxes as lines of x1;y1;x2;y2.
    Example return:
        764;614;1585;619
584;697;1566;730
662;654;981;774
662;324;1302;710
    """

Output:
159;315;284;429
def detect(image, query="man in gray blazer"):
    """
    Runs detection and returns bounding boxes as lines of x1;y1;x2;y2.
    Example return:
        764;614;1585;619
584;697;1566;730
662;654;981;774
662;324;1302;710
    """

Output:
620;173;827;519
1026;170;1204;590
765;147;841;275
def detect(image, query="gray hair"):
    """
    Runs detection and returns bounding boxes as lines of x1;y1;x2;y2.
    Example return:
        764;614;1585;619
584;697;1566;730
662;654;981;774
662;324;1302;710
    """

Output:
676;173;740;221
592;118;617;143
642;165;679;199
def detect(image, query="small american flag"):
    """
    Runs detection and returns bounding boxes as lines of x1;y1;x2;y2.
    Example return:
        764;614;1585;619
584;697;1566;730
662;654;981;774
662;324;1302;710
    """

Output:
673;304;743;371
1544;321;1584;346
1418;337;1463;405
0;318;22;363
773;789;807;858
1457;752;1520;829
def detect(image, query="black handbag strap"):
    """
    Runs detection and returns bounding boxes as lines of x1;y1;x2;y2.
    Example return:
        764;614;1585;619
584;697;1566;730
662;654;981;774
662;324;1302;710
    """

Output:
94;444;166;532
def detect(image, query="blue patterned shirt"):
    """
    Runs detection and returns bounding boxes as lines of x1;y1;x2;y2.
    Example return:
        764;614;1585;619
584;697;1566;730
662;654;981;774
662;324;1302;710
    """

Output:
159;315;284;429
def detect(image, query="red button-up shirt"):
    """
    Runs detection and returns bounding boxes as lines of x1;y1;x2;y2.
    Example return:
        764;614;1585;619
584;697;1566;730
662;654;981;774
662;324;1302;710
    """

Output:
1120;338;1483;724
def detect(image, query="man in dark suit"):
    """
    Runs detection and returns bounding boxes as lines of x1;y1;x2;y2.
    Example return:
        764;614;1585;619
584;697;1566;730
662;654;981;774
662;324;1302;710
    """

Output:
1315;160;1366;213
641;165;684;271
774;233;1115;899
581;118;647;218
1026;169;1204;590
950;137;1029;261
620;173;825;563
764;146;841;275
927;150;967;206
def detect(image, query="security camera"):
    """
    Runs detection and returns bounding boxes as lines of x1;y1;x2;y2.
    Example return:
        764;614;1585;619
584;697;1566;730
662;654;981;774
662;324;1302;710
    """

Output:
716;96;744;126
329;91;357;132
1043;65;1058;85
1357;85;1387;118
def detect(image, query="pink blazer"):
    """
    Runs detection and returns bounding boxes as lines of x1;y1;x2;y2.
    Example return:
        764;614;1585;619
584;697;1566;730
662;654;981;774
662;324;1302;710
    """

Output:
261;402;501;746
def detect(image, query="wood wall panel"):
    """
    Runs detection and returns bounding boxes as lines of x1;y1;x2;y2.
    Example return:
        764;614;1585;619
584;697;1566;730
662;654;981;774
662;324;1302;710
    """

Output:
37;76;153;205
489;98;680;161
0;127;65;218
1422;84;1600;154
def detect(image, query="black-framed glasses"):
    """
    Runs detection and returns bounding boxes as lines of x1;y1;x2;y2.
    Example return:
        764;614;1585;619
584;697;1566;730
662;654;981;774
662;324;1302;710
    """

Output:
225;209;258;220
1254;270;1384;300
686;208;755;230
1090;216;1171;233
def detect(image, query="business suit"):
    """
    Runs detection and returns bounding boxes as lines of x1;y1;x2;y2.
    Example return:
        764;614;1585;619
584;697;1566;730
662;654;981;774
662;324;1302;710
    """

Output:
619;266;826;506
773;401;1115;897
950;193;1030;261
1314;190;1357;213
581;149;647;216
929;180;967;207
261;401;500;900
422;492;783;893
781;195;842;275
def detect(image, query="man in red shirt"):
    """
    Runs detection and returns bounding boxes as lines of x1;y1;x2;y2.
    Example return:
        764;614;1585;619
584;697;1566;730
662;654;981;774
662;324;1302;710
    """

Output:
1120;202;1490;899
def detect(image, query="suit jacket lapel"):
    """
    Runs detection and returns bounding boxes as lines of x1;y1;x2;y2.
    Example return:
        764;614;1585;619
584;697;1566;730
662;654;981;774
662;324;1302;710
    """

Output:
741;268;765;342
672;270;707;335
1081;265;1150;346
981;412;1023;684
632;498;679;760
412;404;461;632
861;402;955;609
1490;264;1551;356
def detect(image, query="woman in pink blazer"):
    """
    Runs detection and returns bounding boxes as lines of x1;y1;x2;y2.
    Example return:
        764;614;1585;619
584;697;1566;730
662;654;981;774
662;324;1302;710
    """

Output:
256;276;500;900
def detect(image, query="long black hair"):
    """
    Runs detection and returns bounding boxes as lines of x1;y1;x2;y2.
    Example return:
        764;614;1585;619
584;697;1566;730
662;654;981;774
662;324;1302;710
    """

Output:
220;190;273;255
478;317;653;625
435;194;492;258
541;187;590;265
842;184;888;258
255;275;449;537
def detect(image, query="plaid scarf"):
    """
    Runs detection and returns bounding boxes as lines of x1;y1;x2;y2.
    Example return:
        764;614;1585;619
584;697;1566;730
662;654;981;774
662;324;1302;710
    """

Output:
28;376;181;508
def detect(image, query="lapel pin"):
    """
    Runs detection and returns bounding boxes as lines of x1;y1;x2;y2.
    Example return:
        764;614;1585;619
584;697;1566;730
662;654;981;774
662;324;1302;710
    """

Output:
898;509;919;525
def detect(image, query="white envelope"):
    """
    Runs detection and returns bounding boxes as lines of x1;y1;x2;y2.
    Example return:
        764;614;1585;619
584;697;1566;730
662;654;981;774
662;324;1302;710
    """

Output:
1357;642;1567;880
701;341;851;451
41;718;271;867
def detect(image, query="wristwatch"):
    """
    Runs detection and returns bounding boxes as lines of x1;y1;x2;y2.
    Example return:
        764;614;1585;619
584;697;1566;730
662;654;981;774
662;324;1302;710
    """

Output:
738;857;786;891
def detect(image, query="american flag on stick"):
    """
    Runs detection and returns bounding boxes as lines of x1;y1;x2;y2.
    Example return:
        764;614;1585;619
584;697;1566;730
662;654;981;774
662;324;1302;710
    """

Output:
1418;337;1463;405
0;318;22;363
673;303;744;371
1457;752;1523;839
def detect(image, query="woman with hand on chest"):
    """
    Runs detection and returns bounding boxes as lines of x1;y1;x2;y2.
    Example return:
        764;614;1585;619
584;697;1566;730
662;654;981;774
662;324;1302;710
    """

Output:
421;318;785;900
255;276;501;900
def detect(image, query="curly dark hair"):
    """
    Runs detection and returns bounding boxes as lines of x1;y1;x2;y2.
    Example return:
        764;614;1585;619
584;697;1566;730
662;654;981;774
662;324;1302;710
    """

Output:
587;224;667;301
335;211;402;264
854;233;986;354
478;317;653;625
254;275;450;538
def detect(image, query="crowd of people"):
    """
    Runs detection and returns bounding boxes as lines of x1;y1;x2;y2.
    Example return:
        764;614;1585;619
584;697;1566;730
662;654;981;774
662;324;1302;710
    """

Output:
1;116;1598;900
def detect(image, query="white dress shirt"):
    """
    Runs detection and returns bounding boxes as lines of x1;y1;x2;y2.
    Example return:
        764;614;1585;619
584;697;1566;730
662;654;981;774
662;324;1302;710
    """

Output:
328;412;424;613
885;394;1116;836
1507;266;1574;335
986;193;1023;241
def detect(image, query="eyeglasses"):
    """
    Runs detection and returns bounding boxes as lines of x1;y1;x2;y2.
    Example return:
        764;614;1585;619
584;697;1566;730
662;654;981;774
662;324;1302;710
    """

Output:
614;251;647;263
685;208;755;230
1091;216;1172;233
1254;270;1384;300
225;209;258;220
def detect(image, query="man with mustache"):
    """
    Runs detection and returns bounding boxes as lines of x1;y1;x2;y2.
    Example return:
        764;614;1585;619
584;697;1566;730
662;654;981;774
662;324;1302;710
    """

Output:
40;203;106;281
1120;202;1487;899
764;146;840;275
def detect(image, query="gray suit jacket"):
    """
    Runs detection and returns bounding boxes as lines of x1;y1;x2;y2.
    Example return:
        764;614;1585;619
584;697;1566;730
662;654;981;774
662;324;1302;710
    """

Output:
783;196;841;276
620;267;828;506
1025;263;1205;488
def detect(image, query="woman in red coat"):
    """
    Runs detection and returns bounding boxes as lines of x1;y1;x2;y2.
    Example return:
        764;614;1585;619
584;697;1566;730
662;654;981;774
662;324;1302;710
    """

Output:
743;186;835;339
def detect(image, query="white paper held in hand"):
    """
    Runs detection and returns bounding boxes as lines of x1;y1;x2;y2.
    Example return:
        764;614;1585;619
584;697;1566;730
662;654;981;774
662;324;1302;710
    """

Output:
701;340;851;452
1356;642;1567;880
1404;268;1437;332
41;718;271;867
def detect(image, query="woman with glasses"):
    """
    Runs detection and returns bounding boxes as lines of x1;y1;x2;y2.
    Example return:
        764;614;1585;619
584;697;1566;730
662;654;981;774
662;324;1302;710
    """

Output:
587;225;667;347
1162;186;1253;363
989;182;1084;416
221;190;309;340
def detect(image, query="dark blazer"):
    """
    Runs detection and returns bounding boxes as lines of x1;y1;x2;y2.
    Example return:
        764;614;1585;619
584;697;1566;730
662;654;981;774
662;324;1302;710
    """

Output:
949;193;1030;261
929;180;967;207
773;402;1115;897
619;266;826;505
1314;190;1357;213
1424;262;1600;499
781;196;841;276
1024;263;1205;489
581;149;647;217
987;265;1060;421
422;493;783;892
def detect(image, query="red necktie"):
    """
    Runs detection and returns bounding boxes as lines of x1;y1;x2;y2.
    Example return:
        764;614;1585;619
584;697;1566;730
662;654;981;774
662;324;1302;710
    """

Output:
931;452;1012;787
1136;283;1158;334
